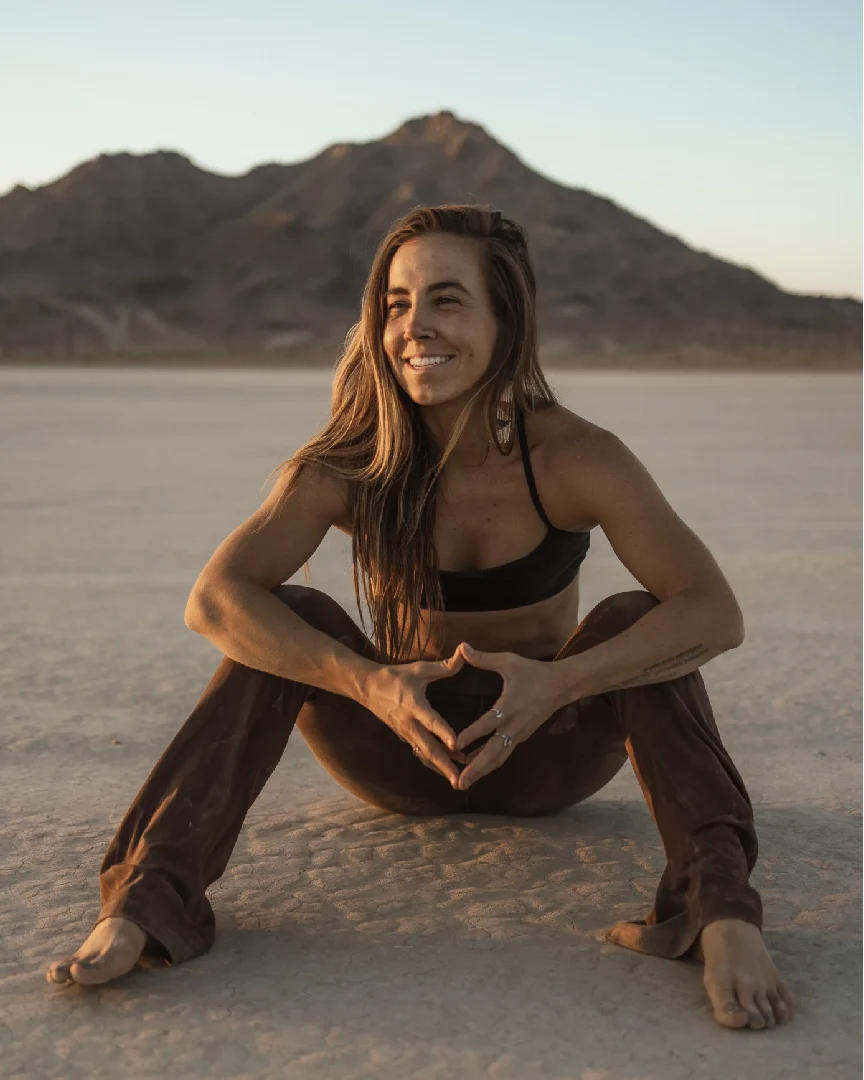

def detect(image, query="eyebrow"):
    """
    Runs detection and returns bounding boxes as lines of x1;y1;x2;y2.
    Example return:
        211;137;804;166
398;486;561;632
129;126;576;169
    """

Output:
384;279;471;298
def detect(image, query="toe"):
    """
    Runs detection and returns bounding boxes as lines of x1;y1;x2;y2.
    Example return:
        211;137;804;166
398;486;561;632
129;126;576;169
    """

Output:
738;990;767;1030
769;991;792;1025
754;991;776;1028
46;960;73;985
706;982;750;1028
716;1000;750;1028
69;957;118;986
777;978;797;1012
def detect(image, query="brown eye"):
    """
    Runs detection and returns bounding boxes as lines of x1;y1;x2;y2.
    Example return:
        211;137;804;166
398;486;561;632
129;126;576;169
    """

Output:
387;296;457;313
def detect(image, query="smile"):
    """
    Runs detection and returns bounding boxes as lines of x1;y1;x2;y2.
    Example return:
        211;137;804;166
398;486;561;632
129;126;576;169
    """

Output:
405;355;455;370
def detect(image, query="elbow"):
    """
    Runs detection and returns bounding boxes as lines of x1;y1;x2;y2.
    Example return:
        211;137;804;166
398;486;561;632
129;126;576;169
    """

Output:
184;588;219;632
721;603;745;650
183;595;204;632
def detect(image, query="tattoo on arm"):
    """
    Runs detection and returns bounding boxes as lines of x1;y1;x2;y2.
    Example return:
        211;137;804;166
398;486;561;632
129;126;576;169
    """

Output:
606;643;712;691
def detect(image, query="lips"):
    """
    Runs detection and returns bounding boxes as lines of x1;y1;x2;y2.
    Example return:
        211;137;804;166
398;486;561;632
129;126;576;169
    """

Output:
405;354;455;370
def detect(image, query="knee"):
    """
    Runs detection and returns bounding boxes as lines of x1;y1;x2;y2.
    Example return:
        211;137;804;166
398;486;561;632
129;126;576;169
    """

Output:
583;590;659;636
270;584;356;640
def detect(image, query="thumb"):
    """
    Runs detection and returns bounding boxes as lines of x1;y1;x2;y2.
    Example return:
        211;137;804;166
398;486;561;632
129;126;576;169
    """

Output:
421;651;465;684
443;649;466;674
459;642;501;670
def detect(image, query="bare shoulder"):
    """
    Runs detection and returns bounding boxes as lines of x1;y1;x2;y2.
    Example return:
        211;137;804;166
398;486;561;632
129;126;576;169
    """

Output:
267;459;352;530
528;403;614;461
526;404;630;530
527;405;738;607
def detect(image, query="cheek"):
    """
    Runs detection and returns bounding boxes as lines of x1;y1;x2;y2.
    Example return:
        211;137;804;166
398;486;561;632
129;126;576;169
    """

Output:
382;327;400;369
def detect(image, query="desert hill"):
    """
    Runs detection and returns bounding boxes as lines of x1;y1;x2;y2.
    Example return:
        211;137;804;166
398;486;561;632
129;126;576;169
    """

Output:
0;110;859;368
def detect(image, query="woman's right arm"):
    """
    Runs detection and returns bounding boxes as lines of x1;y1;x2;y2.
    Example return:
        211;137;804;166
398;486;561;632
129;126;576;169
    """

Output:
184;463;377;702
185;462;466;782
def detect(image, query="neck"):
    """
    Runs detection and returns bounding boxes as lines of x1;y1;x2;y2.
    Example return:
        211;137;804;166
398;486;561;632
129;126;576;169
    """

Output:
420;396;492;468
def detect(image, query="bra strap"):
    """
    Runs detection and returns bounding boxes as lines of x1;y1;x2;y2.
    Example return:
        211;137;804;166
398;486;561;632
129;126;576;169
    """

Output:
516;409;553;529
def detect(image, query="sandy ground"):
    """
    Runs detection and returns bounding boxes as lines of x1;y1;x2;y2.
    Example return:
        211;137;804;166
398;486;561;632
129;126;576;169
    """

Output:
0;368;860;1080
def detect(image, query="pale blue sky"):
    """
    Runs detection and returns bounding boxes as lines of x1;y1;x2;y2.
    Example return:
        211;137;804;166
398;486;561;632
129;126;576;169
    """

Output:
2;0;861;297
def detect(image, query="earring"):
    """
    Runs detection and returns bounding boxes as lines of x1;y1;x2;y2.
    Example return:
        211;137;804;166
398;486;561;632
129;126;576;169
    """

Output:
494;383;515;453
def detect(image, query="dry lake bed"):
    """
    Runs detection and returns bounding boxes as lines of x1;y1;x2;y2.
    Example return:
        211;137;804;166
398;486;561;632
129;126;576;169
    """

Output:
0;368;860;1079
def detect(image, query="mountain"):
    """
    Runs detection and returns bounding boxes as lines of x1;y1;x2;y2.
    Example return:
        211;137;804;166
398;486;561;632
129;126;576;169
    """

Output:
0;110;859;368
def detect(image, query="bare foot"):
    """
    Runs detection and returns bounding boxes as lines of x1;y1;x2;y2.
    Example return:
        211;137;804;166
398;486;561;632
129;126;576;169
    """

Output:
47;918;147;986
699;919;797;1030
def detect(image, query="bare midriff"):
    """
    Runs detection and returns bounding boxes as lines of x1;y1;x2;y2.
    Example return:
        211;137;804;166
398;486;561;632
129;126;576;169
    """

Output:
407;578;582;661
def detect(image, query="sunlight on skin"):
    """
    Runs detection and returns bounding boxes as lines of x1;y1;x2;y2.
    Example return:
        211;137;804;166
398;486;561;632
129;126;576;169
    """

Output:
46;918;146;986
699;920;797;1030
44;234;797;1034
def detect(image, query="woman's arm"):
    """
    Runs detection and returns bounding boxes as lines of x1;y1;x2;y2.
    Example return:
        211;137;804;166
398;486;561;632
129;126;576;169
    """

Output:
184;463;378;701
547;426;744;708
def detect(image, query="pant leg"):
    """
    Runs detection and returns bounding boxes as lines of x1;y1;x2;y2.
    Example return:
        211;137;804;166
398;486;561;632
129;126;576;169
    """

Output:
559;591;762;959
96;584;423;964
457;590;761;958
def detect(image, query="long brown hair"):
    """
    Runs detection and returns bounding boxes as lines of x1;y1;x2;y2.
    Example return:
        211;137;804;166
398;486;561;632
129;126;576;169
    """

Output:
260;204;557;660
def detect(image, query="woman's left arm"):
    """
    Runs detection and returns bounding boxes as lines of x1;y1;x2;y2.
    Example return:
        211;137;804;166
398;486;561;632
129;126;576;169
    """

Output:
451;426;746;786
547;427;744;709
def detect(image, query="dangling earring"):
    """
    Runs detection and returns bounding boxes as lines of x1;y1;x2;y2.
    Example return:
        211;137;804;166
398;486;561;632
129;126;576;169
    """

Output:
494;382;515;454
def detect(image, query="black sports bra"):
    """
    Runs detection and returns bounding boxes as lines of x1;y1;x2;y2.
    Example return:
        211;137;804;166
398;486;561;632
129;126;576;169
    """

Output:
433;410;590;612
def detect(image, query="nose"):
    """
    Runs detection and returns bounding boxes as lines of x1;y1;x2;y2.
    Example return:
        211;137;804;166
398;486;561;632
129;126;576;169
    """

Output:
402;301;434;341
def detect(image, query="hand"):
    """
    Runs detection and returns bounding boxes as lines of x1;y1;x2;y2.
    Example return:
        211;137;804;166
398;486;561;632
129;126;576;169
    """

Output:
452;643;564;790
360;654;469;787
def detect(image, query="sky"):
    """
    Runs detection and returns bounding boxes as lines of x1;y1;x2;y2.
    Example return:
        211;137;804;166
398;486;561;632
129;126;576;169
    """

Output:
2;0;861;298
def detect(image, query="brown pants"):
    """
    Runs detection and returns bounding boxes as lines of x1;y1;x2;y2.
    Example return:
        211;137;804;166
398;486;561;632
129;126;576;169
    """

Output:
97;586;762;965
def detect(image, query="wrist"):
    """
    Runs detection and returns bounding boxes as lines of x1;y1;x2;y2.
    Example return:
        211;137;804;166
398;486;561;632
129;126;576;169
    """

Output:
343;655;384;706
547;654;591;710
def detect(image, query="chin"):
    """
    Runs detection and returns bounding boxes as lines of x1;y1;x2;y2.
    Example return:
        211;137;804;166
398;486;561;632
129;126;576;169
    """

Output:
400;368;488;409
405;386;448;407
407;383;470;409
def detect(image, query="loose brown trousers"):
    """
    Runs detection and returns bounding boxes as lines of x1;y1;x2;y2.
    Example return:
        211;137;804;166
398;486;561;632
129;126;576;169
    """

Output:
97;586;762;965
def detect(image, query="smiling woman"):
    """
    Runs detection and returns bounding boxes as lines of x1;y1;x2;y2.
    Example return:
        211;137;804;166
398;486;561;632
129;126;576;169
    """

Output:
260;206;558;662
48;204;795;1033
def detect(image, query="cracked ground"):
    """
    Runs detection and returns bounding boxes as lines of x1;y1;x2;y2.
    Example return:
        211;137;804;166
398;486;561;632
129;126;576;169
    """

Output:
0;369;860;1080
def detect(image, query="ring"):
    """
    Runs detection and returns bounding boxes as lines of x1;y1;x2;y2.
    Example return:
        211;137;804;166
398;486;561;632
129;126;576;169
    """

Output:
492;708;504;721
494;731;513;748
412;746;421;756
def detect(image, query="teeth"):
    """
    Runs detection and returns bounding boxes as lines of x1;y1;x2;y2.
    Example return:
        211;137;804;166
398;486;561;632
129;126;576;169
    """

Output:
408;355;453;369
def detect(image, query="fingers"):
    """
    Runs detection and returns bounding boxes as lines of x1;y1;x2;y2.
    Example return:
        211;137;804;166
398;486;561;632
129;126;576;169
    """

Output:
455;704;506;752
458;643;512;672
417;706;458;752
417;652;466;683
410;729;460;786
455;729;516;790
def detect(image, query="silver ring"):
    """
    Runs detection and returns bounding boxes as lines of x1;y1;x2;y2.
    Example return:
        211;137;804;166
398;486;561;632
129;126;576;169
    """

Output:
412;746;421;756
492;708;504;721
495;731;513;748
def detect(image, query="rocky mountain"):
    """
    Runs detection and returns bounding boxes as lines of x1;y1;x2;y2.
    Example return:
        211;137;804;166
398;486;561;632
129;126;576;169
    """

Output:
0;110;859;368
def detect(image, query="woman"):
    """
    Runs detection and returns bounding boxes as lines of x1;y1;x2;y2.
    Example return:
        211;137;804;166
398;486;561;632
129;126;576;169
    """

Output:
48;205;794;1030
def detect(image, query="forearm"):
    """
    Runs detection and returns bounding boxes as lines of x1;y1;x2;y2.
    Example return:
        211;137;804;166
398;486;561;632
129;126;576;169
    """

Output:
186;578;379;702
550;591;743;707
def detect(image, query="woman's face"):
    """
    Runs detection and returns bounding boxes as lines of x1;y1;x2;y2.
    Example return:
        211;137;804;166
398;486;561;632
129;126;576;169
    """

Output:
382;234;499;408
